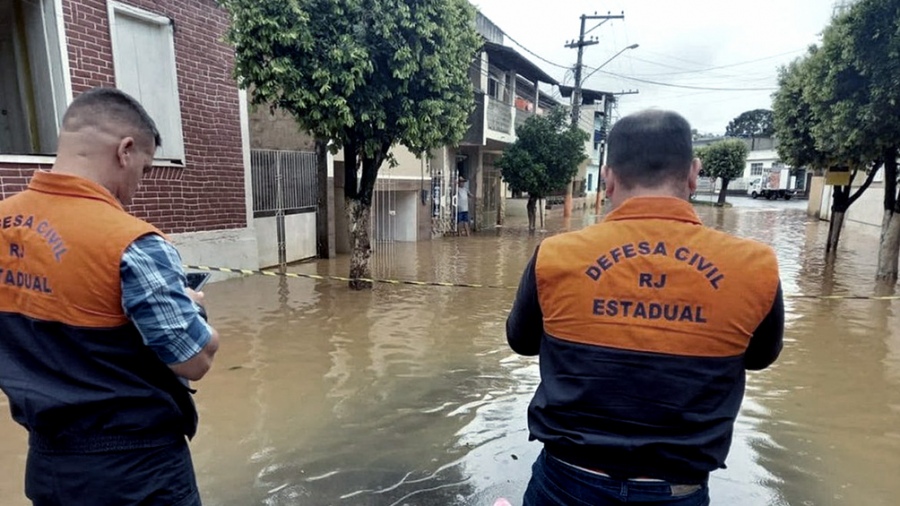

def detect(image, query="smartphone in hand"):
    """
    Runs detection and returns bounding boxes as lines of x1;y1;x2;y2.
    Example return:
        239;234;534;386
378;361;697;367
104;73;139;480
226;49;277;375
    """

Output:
185;272;212;321
186;272;212;291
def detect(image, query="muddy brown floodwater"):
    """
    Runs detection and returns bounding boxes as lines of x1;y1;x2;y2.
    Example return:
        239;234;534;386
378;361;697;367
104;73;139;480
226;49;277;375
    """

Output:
1;198;899;505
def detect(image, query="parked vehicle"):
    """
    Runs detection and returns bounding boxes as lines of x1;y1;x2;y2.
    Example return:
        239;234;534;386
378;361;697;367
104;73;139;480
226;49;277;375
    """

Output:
748;168;795;200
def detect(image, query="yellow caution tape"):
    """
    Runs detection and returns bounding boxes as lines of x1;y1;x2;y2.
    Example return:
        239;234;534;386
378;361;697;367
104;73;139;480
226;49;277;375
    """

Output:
183;265;900;300
183;265;508;289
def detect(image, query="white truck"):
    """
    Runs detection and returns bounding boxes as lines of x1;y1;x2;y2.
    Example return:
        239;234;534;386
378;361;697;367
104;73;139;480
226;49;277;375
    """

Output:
747;167;796;200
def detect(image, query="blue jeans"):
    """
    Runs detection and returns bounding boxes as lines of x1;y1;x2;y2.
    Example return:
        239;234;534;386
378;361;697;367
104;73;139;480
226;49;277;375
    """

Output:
524;450;709;506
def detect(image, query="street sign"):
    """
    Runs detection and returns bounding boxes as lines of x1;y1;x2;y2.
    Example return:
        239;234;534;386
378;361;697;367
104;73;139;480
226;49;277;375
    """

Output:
825;167;851;186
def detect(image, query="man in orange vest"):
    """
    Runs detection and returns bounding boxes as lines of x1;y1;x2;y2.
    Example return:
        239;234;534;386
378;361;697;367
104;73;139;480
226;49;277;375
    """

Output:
0;87;220;505
507;110;783;505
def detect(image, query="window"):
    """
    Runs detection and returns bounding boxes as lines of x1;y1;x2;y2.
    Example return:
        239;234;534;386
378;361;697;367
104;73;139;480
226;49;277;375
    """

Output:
487;76;500;100
750;163;763;176
487;69;509;103
0;0;68;155
108;2;184;162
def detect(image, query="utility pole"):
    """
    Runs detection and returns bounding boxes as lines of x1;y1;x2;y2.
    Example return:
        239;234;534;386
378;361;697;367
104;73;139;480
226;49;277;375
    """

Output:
594;89;637;215
599;89;638;164
564;11;625;218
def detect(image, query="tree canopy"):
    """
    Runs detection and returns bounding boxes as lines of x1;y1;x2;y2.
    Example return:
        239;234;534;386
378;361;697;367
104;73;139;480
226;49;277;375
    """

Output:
696;139;748;182
222;0;482;205
725;109;774;138
771;0;897;263
496;107;588;200
221;0;483;288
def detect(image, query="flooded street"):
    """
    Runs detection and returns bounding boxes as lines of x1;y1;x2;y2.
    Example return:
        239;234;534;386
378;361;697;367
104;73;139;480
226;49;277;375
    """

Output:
2;197;899;505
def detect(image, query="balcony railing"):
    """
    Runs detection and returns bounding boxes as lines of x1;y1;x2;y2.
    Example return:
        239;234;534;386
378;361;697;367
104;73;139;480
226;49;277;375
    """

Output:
487;96;512;135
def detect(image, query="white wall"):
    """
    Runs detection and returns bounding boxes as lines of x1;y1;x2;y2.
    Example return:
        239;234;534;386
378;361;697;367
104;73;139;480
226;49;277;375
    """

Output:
743;149;780;180
170;228;259;281
586;166;600;192
819;184;832;221
374;190;418;242
846;186;884;234
332;144;426;180
254;212;317;268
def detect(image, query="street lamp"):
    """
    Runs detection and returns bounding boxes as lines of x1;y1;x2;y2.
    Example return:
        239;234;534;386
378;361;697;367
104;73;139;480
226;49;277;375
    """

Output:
582;44;639;83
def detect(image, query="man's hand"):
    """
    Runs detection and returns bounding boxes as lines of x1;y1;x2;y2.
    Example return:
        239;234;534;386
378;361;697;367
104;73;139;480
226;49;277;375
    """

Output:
185;288;204;305
186;288;208;321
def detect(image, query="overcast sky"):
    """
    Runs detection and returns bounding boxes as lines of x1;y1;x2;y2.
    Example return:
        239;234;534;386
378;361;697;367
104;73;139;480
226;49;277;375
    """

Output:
472;0;837;135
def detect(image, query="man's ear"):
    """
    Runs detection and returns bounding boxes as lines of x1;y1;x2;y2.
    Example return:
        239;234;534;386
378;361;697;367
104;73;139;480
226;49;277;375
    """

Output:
602;166;615;198
117;137;135;169
688;158;701;194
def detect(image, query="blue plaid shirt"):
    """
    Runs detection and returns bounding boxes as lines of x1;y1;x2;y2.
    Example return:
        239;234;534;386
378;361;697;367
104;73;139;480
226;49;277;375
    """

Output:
120;234;212;365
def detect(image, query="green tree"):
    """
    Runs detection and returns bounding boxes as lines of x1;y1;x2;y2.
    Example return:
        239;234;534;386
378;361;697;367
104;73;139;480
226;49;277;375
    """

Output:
496;108;588;230
773;8;883;259
221;0;481;289
773;50;875;255
725;109;775;148
696;139;748;207
837;0;900;281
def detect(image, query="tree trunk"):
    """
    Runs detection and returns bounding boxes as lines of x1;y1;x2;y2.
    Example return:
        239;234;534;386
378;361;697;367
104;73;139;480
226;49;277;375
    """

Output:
827;183;850;255
826;210;845;256
346;198;372;290
876;211;900;282
877;152;900;282
526;195;537;231
342;139;390;290
716;178;730;206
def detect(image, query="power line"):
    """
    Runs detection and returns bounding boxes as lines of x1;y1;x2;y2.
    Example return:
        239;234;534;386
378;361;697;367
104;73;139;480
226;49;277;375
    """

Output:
500;31;571;71
587;70;778;92
620;49;807;78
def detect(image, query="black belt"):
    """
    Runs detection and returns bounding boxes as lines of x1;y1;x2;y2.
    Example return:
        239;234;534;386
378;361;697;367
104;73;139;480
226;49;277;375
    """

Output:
29;431;184;454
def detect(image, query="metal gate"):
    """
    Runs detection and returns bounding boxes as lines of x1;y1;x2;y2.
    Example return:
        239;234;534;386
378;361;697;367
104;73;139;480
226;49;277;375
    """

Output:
250;149;317;269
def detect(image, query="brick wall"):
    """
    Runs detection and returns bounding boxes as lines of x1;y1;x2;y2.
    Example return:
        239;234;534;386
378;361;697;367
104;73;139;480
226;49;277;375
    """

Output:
0;0;247;234
0;164;52;201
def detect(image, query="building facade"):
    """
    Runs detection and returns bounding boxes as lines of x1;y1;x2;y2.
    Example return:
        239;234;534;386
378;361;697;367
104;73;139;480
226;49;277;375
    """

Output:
0;0;257;270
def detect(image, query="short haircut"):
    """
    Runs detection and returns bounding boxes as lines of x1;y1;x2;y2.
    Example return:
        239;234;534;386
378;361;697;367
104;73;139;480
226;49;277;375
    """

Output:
606;110;693;189
61;87;161;149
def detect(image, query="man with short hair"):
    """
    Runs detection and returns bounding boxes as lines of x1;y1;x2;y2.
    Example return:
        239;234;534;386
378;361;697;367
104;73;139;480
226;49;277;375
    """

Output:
0;87;219;506
507;109;784;505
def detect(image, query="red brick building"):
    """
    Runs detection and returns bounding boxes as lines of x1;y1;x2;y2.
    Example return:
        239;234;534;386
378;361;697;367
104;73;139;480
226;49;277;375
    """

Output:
0;0;258;268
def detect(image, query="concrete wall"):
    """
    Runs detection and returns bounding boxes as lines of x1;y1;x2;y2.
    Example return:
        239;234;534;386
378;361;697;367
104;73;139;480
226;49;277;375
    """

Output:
388;146;426;179
374;190;419;242
846;185;884;233
808;176;825;218
331;144;426;180
820;184;833;221
254;212;317;268
810;175;884;235
743;149;780;179
247;103;315;151
170;228;259;281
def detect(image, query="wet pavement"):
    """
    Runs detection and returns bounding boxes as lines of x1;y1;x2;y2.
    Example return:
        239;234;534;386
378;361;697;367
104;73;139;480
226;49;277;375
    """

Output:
1;196;899;505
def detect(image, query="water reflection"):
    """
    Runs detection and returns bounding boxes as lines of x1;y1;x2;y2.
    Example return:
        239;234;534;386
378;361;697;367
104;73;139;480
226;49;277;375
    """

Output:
0;199;898;505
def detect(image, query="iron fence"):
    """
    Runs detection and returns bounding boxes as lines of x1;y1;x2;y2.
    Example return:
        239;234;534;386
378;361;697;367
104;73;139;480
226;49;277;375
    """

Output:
251;149;318;218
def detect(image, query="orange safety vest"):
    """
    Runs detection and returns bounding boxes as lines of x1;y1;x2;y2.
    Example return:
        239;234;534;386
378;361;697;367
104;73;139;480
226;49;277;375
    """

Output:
530;196;780;483
0;171;197;452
